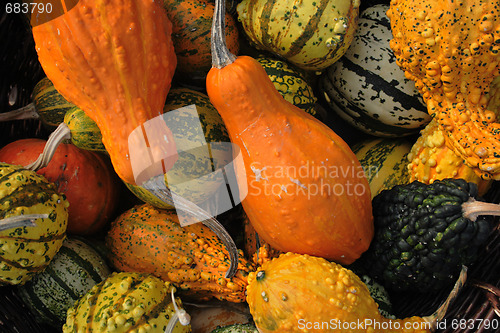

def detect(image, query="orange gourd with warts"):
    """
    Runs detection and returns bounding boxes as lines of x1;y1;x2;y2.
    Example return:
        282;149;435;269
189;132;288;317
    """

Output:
388;0;500;180
206;0;373;264
31;0;177;185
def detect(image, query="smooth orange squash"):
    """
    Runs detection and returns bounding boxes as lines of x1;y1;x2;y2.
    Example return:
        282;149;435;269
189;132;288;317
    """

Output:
31;0;177;185
206;0;374;265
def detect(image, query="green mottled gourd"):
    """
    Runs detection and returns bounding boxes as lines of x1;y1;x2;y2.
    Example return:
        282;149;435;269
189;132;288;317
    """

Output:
236;0;360;71
255;55;318;118
0;77;73;128
105;204;256;302
246;252;460;333
18;237;112;327
362;178;499;292
0;163;68;285
124;87;232;209
63;272;191;333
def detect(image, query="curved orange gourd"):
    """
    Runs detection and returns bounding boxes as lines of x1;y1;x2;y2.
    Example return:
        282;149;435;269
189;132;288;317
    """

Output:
388;0;500;180
206;0;373;265
31;0;177;184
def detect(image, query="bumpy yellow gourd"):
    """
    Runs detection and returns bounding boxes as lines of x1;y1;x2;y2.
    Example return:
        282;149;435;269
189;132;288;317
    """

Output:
388;0;500;180
63;272;190;332
247;253;435;333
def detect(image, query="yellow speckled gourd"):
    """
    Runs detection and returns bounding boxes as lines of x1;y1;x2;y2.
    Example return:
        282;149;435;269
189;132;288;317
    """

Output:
63;272;190;332
388;0;500;180
0;163;68;285
407;118;493;196
247;253;455;333
105;204;255;302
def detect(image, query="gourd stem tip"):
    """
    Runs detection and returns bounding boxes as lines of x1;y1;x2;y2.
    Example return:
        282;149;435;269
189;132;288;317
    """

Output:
211;0;236;69
25;122;71;171
462;198;500;222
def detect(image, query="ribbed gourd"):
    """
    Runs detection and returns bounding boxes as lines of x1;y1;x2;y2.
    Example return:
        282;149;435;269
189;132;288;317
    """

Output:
105;204;255;302
247;252;449;333
387;0;500;180
63;272;191;333
0;163;68;285
17;237;112;327
31;0;178;185
319;4;430;137
236;0;360;71
351;138;412;199
361;178;497;292
207;0;373;265
407;118;493;196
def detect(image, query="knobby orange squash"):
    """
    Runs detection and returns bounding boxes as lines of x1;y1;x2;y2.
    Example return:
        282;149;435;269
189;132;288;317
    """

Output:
31;0;178;185
206;0;374;264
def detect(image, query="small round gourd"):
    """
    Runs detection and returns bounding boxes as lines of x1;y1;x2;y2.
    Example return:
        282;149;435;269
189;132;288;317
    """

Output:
320;4;430;137
63;272;191;333
0;163;68;286
17;237;112;327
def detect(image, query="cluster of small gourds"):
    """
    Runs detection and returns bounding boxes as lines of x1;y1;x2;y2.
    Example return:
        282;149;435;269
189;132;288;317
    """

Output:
1;0;499;332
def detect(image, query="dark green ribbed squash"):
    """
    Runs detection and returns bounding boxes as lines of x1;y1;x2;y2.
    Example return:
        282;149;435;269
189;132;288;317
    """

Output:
361;178;498;292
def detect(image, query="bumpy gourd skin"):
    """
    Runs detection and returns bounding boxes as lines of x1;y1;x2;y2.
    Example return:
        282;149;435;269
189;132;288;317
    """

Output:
388;0;500;180
32;0;177;185
362;179;494;292
105;204;255;302
0;163;68;286
247;253;430;333
63;272;190;332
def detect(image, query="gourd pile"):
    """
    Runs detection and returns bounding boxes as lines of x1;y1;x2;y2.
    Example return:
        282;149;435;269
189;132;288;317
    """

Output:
1;0;499;332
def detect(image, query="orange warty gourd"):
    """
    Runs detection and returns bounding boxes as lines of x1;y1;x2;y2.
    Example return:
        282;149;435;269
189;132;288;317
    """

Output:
206;0;374;265
388;0;500;180
31;0;178;185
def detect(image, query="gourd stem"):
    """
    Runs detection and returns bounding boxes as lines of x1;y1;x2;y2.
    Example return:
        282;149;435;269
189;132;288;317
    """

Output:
165;288;190;333
424;266;467;330
142;175;239;278
462;198;500;222
0;214;45;231
211;0;236;69
25;122;71;171
0;103;39;121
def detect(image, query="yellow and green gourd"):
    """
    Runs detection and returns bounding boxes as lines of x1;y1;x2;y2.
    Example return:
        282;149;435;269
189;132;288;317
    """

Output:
351;138;412;198
0;163;68;285
236;0;360;71
63;272;191;333
247;252;444;333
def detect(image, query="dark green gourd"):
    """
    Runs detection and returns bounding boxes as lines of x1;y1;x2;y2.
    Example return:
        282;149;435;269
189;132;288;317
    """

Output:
362;178;499;292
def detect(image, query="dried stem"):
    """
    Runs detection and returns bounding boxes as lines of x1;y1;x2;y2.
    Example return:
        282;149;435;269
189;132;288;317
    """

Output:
462;198;500;222
211;0;236;69
25;122;71;171
0;103;39;121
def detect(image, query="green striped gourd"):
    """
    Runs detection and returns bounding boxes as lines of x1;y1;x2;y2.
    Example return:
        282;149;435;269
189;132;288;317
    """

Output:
319;4;431;137
211;324;259;333
63;272;191;333
255;55;318;118
125;87;232;209
0;163;68;285
63;106;105;152
17;237;112;327
0;77;73;128
351;138;412;198
236;0;360;71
